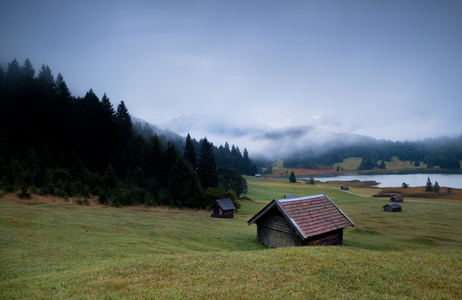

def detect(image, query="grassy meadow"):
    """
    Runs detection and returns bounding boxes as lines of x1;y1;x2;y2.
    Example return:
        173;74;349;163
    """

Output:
1;176;461;299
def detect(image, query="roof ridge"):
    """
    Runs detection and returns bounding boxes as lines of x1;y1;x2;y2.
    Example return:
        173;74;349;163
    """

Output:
277;194;326;202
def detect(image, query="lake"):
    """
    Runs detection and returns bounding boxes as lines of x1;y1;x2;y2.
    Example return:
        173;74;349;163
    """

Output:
311;173;462;189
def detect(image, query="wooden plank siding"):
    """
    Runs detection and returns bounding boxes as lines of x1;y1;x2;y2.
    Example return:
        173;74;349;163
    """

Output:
248;194;354;248
257;208;302;248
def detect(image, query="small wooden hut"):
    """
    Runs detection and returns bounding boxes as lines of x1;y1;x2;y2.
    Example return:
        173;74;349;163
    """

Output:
383;203;402;212
247;194;354;248
390;195;404;202
284;193;295;199
211;198;236;218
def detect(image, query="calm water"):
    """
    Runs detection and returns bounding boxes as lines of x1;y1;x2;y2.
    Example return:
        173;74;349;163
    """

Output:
312;173;462;188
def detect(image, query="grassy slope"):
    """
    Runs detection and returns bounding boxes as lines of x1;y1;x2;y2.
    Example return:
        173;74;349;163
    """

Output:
1;178;461;299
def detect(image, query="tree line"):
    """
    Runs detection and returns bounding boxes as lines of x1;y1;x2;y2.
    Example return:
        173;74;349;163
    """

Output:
283;136;462;171
0;58;255;208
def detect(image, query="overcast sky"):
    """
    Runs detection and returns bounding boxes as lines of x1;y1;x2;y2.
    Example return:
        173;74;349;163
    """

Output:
2;1;461;154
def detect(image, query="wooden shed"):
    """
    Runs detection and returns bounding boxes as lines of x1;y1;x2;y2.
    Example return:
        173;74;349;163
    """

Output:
383;203;402;212
211;198;236;218
390;195;404;202
284;193;296;199
247;194;354;248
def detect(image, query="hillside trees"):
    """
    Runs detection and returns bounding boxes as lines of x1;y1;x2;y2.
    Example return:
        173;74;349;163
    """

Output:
280;136;462;170
217;165;248;198
168;157;203;208
0;58;254;209
359;155;378;170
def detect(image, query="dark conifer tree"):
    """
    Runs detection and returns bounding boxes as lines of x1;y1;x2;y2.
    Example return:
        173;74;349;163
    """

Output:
289;171;296;183
141;122;154;138
0;66;5;121
115;100;133;144
433;181;440;192
37;64;55;89
84;88;99;104
184;133;197;169
0;65;4;90
161;141;179;189
243;148;251;175
168;156;203;208
379;160;386;169
133;121;142;135
426;177;433;192
198;137;218;189
144;135;164;178
22;58;35;79
6;58;22;88
55;73;71;100
217;165;248;197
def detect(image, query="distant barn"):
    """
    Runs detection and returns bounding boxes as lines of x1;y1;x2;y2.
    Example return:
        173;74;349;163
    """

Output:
341;185;349;190
383;203;402;212
247;194;354;248
211;198;236;218
390;195;404;202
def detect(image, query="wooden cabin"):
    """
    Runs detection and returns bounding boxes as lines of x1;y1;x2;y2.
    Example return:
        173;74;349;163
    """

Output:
383;203;402;212
211;198;236;218
390;195;404;202
284;193;295;199
247;194;354;248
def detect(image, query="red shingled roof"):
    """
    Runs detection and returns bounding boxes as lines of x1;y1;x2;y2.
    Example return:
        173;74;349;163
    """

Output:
248;194;354;239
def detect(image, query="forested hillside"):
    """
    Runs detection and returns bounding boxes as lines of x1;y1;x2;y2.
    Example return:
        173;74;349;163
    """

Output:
0;58;256;208
282;136;462;171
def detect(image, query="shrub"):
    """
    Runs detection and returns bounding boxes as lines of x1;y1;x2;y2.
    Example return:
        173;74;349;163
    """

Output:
97;188;110;205
433;181;440;192
17;185;31;199
75;198;89;206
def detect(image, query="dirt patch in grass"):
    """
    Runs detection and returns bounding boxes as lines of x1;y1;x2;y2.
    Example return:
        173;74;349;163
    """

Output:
0;191;209;213
322;180;379;188
373;186;462;200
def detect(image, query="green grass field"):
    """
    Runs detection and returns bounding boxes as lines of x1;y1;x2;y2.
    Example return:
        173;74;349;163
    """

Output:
1;178;461;299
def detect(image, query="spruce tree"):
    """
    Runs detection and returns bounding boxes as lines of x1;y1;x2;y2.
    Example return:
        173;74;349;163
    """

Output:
379;160;386;169
289;171;296;183
6;58;22;87
55;73;71;100
37;64;55;89
115;100;133;146
168;157;203;208
243;148;251;175
141;122;154;138
425;177;433;192
197;137;218;189
22;58;35;79
433;181;440;192
184;133;197;169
